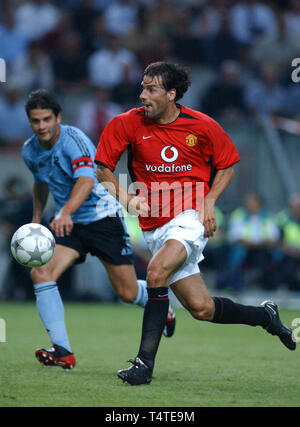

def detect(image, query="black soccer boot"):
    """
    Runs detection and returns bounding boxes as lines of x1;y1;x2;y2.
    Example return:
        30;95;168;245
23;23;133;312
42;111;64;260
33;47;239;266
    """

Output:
117;357;153;385
261;300;296;350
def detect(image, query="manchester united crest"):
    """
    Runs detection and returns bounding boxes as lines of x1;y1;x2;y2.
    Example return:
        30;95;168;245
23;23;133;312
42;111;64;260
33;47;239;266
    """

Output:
185;134;197;147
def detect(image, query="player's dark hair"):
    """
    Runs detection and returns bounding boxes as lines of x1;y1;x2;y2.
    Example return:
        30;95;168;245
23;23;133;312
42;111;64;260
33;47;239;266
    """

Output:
25;89;62;117
143;62;191;101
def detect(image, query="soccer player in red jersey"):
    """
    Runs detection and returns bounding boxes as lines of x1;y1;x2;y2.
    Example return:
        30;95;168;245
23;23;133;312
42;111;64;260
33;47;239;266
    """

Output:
95;62;296;385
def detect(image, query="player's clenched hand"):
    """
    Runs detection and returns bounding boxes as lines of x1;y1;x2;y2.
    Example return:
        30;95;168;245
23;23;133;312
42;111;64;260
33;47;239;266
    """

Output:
203;197;217;238
50;211;73;237
127;195;150;217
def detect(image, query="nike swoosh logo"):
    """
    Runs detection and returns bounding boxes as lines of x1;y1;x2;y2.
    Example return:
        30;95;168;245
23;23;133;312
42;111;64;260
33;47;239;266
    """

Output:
158;294;168;298
142;136;152;139
268;306;277;316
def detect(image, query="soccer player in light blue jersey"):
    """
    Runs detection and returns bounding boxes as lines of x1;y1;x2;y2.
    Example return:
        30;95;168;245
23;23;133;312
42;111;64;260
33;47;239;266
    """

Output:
22;89;176;370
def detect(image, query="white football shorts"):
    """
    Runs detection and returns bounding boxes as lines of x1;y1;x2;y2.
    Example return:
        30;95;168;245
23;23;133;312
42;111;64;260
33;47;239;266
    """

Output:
143;209;208;285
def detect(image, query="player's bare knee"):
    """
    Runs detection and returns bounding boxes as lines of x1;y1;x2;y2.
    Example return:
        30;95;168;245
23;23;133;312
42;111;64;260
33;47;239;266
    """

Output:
146;265;168;288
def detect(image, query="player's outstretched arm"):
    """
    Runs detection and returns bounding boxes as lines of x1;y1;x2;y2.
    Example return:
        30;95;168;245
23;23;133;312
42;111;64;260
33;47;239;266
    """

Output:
50;176;94;237
32;182;49;224
96;164;149;217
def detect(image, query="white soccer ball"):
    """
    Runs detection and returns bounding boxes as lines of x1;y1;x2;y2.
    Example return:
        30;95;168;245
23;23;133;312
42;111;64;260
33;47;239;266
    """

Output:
10;223;55;268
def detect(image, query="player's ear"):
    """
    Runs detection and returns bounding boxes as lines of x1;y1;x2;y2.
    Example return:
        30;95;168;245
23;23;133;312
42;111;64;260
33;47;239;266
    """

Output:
56;112;62;124
168;88;176;102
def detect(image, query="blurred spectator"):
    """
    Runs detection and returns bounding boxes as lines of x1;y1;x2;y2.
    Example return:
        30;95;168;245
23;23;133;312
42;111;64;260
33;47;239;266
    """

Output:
10;40;54;95
235;42;260;84
94;0;119;11
276;196;300;291
143;0;177;38
0;7;29;65
285;0;300;35
0;177;33;236
123;0;177;65
71;0;101;53
201;16;242;69
191;0;227;39
0;87;31;150
0;176;33;300
170;9;202;65
14;0;61;41
41;10;74;54
76;86;122;143
201;60;247;122
51;31;89;92
137;34;176;72
251;12;300;73
282;84;300;119
88;33;139;90
103;0;139;36
53;0;80;8
244;64;286;116
86;14;107;54
112;75;143;110
229;0;278;44
219;192;280;291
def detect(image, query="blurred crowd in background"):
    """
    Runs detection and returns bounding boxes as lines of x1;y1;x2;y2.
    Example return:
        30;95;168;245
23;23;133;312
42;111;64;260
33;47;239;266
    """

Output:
1;0;300;147
0;0;300;300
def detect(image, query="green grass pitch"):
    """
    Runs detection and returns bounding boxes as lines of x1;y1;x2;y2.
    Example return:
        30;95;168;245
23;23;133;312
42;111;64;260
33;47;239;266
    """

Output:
0;302;299;407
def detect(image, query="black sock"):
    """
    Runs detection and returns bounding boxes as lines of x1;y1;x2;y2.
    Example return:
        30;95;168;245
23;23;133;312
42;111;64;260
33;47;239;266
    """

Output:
137;287;169;370
212;296;270;327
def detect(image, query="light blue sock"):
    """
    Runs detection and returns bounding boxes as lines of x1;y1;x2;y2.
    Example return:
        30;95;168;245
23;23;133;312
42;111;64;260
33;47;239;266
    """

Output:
134;280;148;308
34;281;72;352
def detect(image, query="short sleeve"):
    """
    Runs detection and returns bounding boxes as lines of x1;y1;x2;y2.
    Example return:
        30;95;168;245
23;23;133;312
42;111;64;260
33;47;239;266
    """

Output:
95;114;132;171
206;117;240;169
63;128;95;179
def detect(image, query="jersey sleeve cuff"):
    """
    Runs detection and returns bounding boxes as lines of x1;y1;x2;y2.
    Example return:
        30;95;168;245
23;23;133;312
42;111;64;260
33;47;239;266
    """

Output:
214;158;240;170
94;160;114;171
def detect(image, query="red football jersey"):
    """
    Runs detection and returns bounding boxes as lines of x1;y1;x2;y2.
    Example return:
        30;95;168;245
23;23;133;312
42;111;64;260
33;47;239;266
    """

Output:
95;105;240;231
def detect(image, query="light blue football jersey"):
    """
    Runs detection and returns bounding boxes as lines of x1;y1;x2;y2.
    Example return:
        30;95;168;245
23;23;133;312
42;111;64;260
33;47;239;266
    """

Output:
22;124;121;224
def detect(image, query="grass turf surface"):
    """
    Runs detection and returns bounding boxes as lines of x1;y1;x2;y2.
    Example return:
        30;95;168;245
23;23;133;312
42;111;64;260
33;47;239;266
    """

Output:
0;302;299;407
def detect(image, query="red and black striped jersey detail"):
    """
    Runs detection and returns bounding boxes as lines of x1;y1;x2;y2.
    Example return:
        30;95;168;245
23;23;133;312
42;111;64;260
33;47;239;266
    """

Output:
71;156;93;172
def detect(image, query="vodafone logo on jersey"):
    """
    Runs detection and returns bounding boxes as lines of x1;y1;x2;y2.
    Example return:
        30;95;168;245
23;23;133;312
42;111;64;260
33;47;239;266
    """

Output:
161;146;178;163
145;146;192;173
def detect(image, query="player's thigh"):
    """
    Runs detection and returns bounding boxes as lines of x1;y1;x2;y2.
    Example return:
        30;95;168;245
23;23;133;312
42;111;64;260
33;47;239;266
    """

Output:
170;273;214;320
147;239;188;287
31;244;80;284
101;259;138;302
